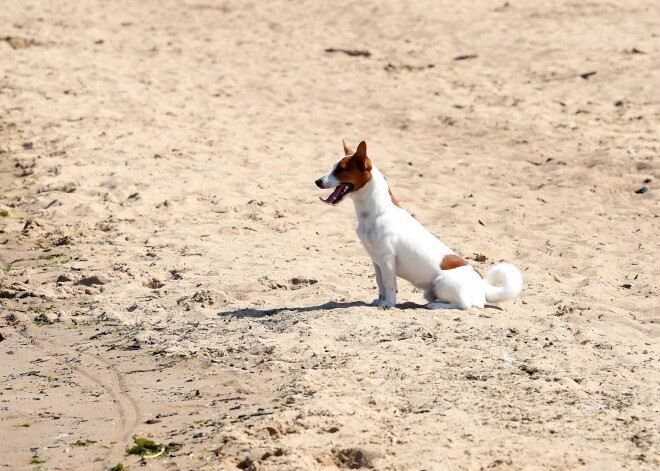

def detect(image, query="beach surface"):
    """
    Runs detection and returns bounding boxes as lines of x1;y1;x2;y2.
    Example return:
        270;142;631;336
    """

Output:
1;0;658;469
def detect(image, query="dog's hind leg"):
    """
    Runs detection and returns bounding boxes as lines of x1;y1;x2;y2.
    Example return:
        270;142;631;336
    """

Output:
424;290;459;309
426;271;470;310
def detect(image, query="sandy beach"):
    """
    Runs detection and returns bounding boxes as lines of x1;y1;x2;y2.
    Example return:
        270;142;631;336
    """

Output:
1;0;658;469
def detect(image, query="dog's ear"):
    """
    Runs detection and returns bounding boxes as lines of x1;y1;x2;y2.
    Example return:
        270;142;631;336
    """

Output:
342;138;353;156
354;141;372;171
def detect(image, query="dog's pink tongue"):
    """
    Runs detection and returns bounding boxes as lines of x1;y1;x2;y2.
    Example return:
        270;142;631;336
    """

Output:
320;185;344;204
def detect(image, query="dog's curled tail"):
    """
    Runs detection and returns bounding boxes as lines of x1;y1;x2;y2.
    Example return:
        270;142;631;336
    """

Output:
484;262;523;303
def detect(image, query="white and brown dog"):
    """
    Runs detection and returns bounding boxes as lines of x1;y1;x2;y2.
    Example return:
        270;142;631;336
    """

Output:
315;140;522;309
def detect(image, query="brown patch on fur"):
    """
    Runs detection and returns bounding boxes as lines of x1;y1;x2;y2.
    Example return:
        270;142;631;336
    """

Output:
388;188;402;208
333;142;372;193
440;254;469;271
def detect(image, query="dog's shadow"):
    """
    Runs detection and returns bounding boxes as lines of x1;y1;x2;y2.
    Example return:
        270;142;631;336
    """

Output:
217;300;503;318
217;301;371;319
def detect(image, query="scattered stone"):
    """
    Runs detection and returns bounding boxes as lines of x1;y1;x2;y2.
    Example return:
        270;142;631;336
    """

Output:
144;279;164;289
594;342;613;350
261;448;284;459
519;364;540;376
290;277;318;289
465;372;487;381
75;275;108;286
236;456;255;470
0;289;17;299
2;36;42;49
555;305;574;316
332;447;379;469
22;219;51;235
54;236;71;246
33;313;54;326
634;187;648;194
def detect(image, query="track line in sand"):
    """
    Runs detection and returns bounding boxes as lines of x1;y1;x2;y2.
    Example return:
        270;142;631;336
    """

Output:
19;325;141;468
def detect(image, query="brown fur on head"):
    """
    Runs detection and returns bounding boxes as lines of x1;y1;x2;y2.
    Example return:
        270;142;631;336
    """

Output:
316;140;383;205
334;141;372;193
341;140;401;207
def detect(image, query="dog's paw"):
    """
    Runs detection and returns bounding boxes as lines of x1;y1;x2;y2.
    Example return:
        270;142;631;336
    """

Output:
376;299;395;309
370;298;384;306
425;302;444;310
426;302;458;310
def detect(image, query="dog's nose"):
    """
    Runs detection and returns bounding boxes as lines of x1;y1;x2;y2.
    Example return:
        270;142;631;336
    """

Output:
315;178;324;188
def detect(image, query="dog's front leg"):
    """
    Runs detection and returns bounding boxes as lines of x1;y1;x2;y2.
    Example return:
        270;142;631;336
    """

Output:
374;254;397;308
370;262;386;306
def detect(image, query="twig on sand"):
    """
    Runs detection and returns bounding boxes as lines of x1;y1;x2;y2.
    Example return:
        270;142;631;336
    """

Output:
231;411;274;423
325;48;371;57
217;396;245;402
453;54;478;61
543;71;597;82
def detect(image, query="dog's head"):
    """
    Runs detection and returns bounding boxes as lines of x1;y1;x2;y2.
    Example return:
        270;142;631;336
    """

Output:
315;140;372;205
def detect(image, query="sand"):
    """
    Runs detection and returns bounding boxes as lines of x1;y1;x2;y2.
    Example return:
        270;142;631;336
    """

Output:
1;0;658;469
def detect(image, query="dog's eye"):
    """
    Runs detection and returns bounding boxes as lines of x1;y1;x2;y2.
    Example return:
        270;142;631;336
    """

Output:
335;166;344;174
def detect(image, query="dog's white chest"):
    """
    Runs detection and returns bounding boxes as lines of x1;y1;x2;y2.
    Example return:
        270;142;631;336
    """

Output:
355;216;386;256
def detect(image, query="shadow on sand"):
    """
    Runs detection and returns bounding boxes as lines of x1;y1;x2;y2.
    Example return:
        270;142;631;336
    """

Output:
217;300;503;319
216;300;433;318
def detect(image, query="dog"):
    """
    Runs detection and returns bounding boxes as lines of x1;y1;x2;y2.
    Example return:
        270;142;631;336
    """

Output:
315;140;522;309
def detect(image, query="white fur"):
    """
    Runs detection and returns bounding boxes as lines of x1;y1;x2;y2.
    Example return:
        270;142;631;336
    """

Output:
319;164;523;309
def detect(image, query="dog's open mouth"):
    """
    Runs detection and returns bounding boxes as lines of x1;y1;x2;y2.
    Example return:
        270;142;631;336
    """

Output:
320;183;354;205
